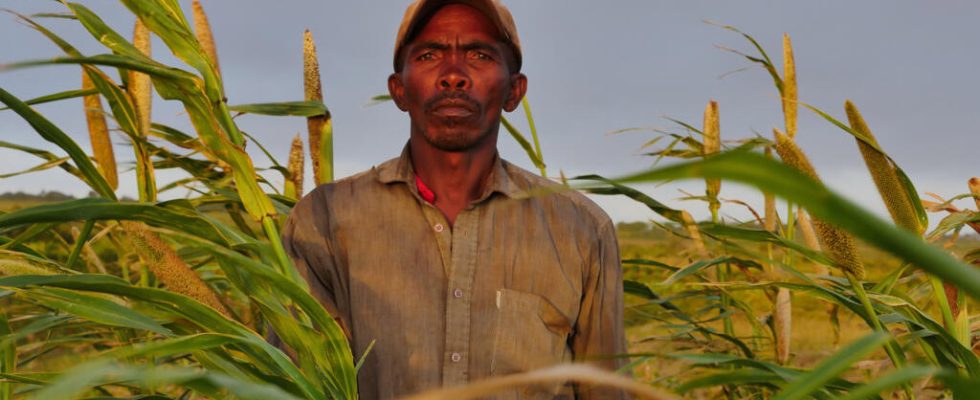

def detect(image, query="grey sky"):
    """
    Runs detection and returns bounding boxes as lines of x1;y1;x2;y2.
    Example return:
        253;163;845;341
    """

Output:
1;0;978;226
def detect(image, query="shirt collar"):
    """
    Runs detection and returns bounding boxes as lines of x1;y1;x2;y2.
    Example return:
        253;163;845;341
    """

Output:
376;142;521;200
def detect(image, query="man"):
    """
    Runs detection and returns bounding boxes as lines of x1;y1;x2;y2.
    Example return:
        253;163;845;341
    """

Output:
281;0;629;398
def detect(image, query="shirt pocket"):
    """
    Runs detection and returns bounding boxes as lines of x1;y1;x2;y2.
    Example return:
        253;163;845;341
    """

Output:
490;288;575;399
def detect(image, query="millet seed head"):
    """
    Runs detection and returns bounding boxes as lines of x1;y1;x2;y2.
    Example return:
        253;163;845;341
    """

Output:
703;100;721;216
773;128;818;181
122;221;231;318
304;30;331;184
782;33;797;139
130;18;152;137
303;30;323;102
773;129;864;278
811;219;865;279
193;0;221;77
287;134;305;198
846;100;922;234
82;71;118;190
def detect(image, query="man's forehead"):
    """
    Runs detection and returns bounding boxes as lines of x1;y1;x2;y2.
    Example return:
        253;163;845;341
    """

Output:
393;0;522;72
407;4;505;45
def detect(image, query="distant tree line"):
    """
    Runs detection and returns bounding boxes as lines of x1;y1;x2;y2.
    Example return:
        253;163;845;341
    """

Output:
0;190;80;202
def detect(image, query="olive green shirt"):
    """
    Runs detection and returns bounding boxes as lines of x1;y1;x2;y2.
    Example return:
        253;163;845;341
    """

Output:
281;145;629;399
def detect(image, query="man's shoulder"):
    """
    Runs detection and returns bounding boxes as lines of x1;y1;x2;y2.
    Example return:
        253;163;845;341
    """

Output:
291;158;393;212
314;154;403;193
501;158;613;230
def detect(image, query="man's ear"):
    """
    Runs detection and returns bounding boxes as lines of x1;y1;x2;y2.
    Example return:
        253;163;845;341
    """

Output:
388;73;408;111
503;73;528;112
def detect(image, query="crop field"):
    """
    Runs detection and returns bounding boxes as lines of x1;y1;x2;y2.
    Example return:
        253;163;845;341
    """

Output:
1;1;979;399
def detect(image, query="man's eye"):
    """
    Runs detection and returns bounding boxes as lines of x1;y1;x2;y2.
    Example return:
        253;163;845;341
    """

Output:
472;51;493;61
416;52;436;61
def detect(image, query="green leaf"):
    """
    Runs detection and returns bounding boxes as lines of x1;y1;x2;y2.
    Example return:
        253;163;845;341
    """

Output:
366;94;392;106
63;0;278;221
520;98;546;177
607;150;980;299
228;101;329;117
664;256;762;284
623;280;680;312
0;157;70;179
576;175;685;222
773;332;890;400
677;369;782;393
30;361;301;400
713;23;783;94
201;243;357;397
500;116;546;172
0;198;251;247
836;365;939;400
802;102;928;231
0;373;47;386
114;0;219;96
2;54;194;84
0;88;97;111
0;274;322;400
0;314;72;352
698;223;833;267
0;140;84;180
97;333;236;360
0;310;12;400
27;287;172;336
0;88;115;200
937;372;980;400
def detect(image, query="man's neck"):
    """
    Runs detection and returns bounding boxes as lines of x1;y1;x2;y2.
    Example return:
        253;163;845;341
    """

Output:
409;134;497;226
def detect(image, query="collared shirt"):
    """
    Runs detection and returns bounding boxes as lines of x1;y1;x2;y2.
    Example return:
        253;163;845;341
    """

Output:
281;145;629;399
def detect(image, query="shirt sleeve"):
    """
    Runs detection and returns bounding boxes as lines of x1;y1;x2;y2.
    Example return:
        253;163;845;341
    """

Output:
269;190;352;355
571;218;632;399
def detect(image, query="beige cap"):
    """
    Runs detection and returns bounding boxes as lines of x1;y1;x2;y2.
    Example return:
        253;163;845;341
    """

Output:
393;0;522;72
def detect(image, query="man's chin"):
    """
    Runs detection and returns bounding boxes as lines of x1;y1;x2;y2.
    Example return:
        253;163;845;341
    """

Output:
422;129;484;152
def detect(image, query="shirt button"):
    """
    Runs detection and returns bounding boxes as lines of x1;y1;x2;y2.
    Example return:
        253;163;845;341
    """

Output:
451;352;462;362
433;223;444;233
453;288;463;298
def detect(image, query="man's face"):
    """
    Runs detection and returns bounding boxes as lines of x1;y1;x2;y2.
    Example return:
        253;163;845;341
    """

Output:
388;4;527;152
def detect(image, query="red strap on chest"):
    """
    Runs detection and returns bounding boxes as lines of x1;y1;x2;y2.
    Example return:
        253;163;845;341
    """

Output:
415;174;436;204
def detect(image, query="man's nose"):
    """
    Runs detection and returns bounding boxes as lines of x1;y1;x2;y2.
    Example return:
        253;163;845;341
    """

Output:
438;62;470;91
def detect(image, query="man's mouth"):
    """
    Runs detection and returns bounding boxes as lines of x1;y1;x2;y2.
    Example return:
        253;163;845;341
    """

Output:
427;97;479;120
431;105;474;118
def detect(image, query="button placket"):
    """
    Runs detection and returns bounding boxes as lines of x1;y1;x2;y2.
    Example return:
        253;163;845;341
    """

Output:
420;206;452;277
441;209;479;386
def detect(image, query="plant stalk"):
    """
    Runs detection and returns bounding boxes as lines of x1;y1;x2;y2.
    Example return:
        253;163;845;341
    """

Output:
65;220;95;270
0;311;12;400
928;276;958;342
847;273;915;399
522;98;546;177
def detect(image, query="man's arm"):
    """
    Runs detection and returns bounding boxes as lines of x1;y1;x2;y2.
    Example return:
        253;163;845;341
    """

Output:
268;191;351;354
571;218;631;399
